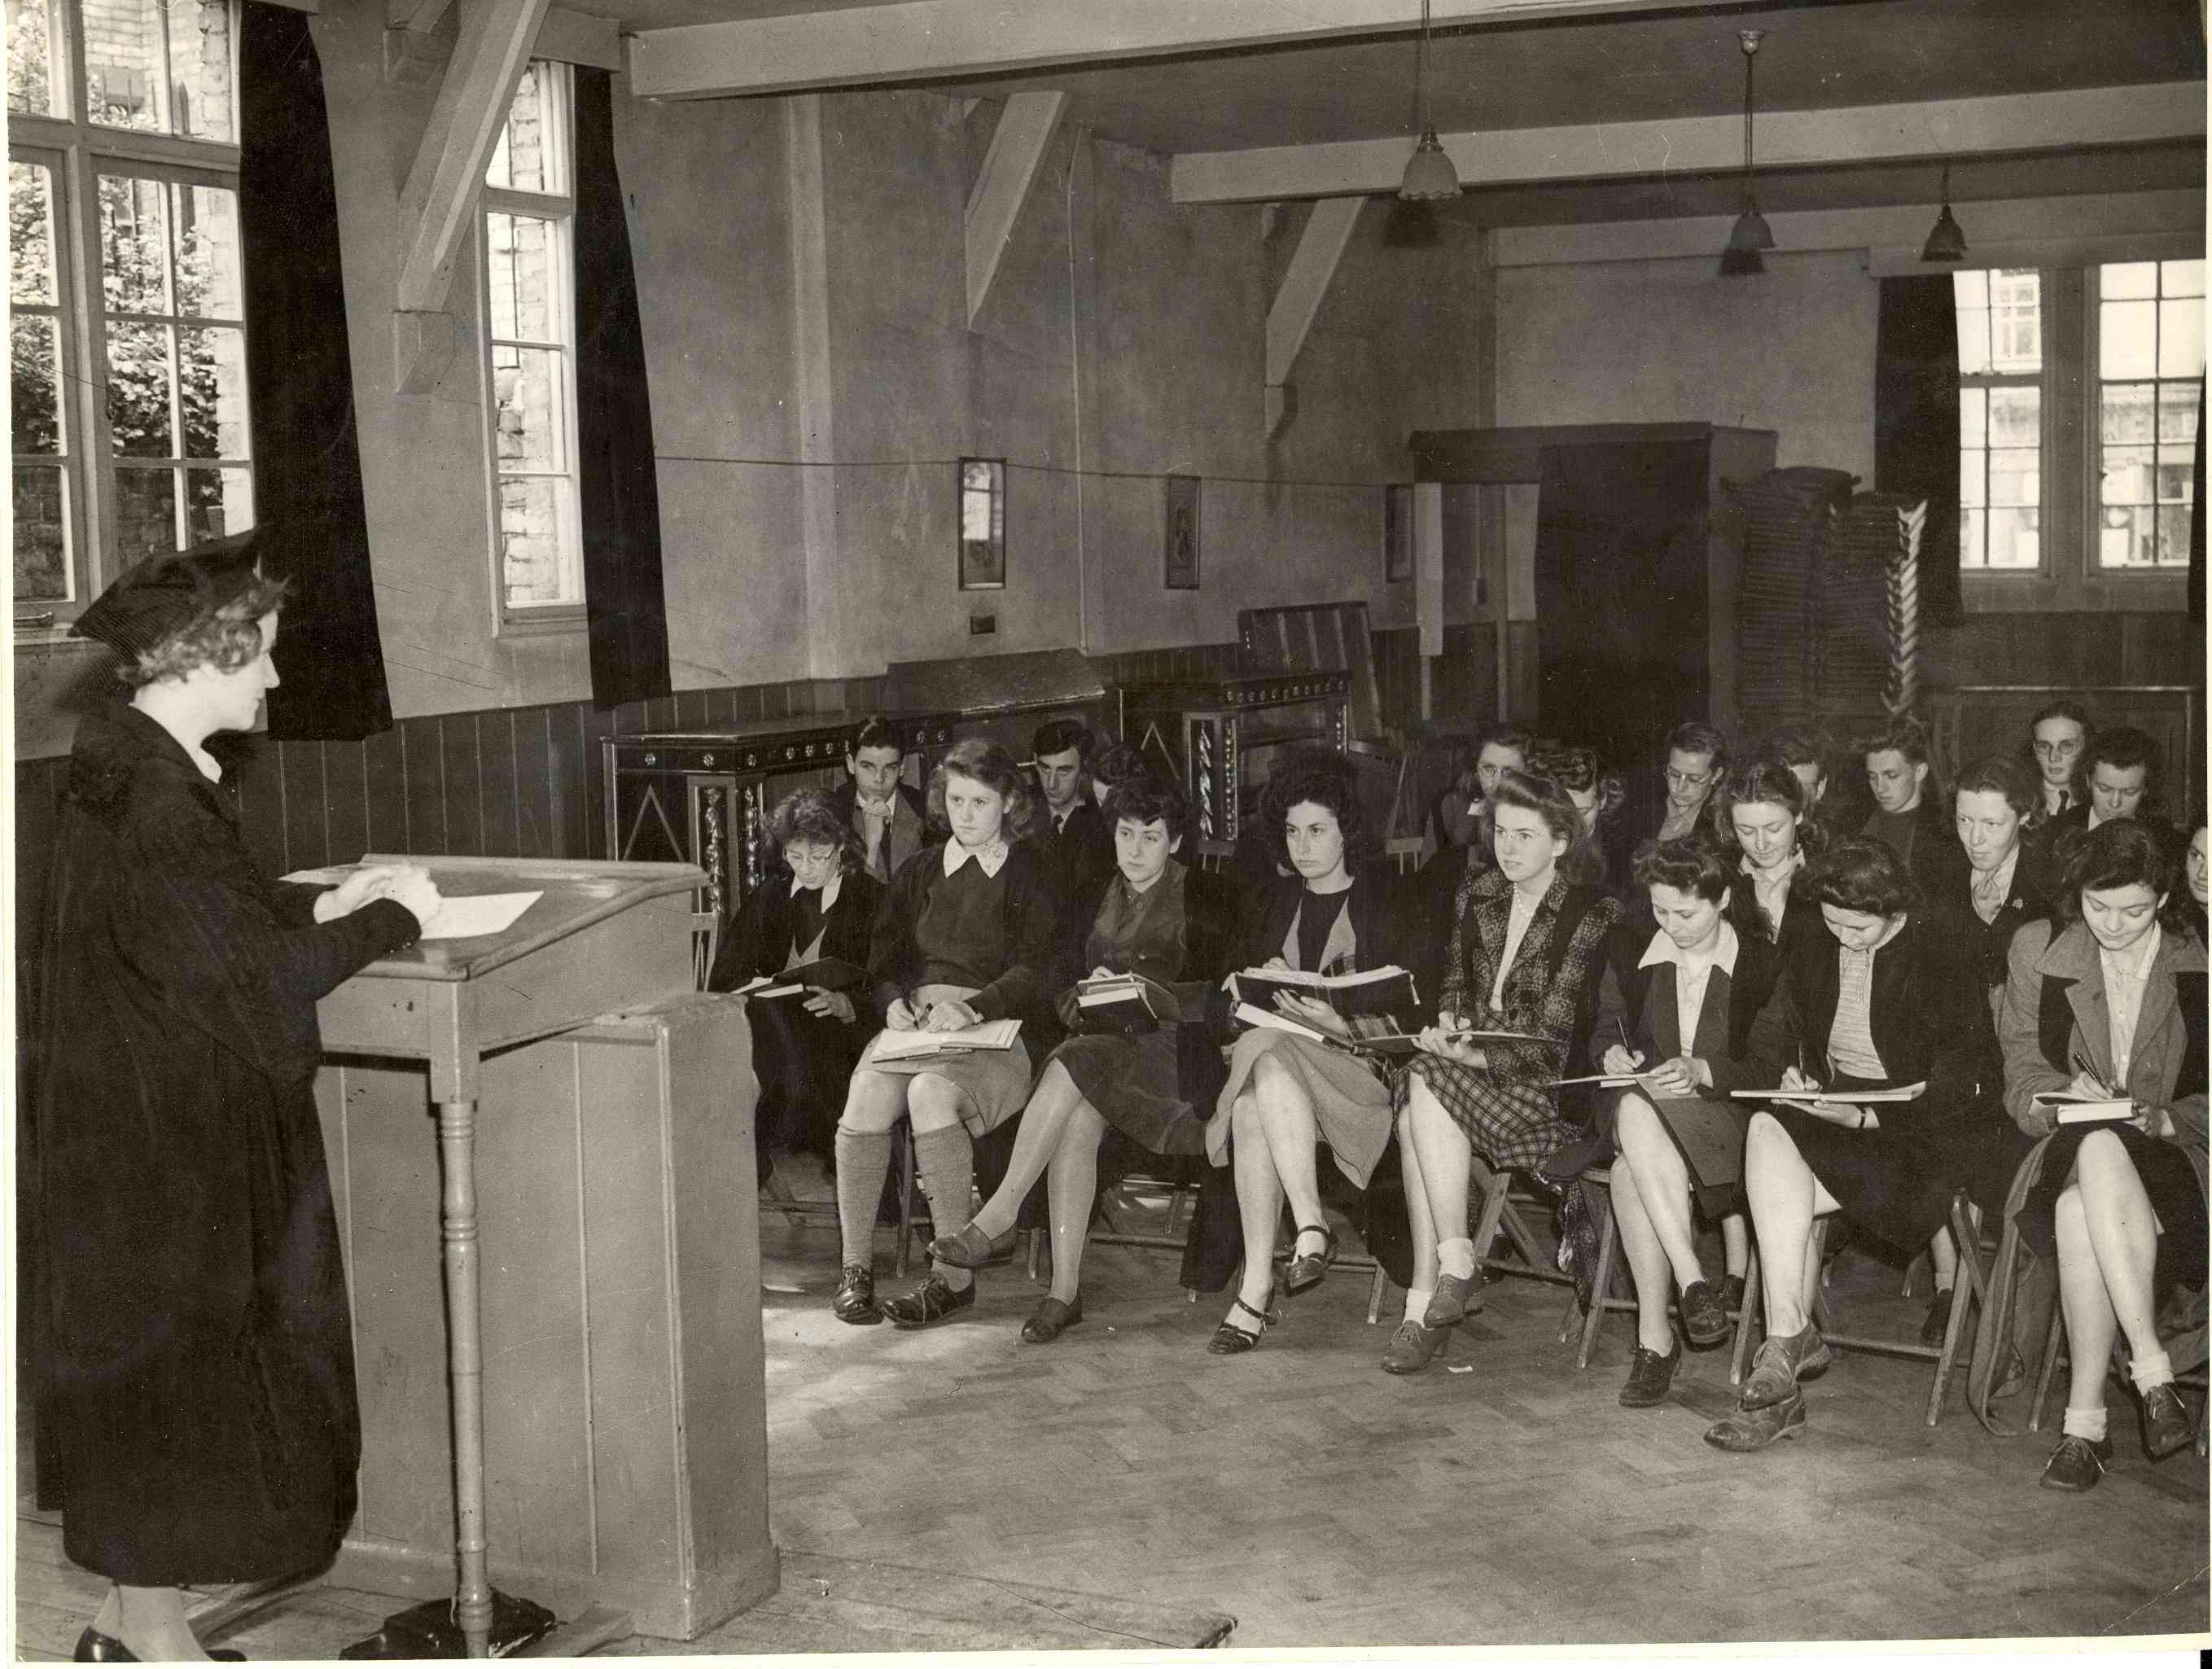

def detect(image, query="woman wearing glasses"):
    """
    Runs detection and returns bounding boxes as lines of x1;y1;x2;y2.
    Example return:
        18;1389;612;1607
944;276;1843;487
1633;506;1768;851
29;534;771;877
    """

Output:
709;786;884;1185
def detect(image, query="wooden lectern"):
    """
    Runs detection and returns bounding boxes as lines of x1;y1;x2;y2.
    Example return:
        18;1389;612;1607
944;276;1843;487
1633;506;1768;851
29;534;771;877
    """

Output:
312;856;777;1654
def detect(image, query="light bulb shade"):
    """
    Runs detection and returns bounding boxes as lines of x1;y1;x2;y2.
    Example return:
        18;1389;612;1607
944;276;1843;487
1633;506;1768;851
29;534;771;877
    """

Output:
1921;203;1968;263
1398;129;1462;202
1718;243;1766;278
1726;204;1774;252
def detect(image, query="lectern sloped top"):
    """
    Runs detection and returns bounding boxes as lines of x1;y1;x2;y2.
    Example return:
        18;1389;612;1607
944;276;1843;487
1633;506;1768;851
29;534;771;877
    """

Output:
345;855;704;981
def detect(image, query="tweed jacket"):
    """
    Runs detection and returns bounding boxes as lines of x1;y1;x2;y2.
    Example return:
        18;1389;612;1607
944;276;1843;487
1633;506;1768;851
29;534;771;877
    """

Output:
1442;865;1623;1086
1997;916;2208;1152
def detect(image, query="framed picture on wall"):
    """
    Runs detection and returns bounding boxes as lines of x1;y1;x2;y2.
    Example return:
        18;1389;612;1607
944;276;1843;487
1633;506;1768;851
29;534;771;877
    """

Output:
958;458;1006;589
1383;483;1413;582
1163;475;1201;590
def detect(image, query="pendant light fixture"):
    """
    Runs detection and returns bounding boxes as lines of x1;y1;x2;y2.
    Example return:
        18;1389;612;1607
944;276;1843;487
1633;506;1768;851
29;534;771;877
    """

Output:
1719;29;1772;277
1921;162;1969;263
1398;0;1461;202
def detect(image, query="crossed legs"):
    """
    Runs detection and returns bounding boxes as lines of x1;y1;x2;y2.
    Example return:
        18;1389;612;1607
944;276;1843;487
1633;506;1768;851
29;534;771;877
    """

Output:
2056;1132;2171;1429
1223;1053;1333;1330
966;1060;1107;1303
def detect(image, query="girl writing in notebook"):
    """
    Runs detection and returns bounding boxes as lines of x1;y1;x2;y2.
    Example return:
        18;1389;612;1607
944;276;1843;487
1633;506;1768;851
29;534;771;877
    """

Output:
830;739;1061;1331
1997;818;2205;1492
1389;769;1622;1375
1705;836;2027;1452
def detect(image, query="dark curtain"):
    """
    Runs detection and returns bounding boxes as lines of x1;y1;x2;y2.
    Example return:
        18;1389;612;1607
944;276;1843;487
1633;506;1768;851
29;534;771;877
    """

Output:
239;2;391;740
1874;275;1965;629
572;67;672;710
2190;373;2205;624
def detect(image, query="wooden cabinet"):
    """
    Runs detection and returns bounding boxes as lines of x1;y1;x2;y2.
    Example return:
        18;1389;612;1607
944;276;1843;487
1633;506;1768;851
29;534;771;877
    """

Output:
603;713;957;927
1119;672;1351;846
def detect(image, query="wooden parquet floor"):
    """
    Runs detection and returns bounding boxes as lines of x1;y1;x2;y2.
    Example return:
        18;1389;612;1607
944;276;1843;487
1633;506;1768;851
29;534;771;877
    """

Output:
17;1176;2210;1656
756;1191;2211;1650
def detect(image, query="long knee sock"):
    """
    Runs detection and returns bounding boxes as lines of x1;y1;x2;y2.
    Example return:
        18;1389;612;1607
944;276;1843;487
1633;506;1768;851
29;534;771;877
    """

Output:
913;1124;977;1290
1045;1122;1100;1303
834;1127;893;1268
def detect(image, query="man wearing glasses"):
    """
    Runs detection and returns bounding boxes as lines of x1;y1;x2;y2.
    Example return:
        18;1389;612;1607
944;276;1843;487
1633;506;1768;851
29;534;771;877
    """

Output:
1656;721;1729;843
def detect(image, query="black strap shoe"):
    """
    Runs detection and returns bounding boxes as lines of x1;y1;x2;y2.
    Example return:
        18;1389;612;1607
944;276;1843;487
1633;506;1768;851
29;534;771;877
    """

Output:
1618;1335;1683;1407
75;1628;244;1662
833;1264;882;1325
881;1273;976;1330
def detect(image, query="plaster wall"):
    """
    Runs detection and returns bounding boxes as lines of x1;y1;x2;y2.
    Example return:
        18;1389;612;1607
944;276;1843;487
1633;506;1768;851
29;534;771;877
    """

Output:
1494;248;1877;483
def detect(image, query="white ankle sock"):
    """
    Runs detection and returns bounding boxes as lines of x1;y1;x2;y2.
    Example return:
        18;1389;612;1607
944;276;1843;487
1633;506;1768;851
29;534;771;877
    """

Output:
2131;1348;2175;1391
1404;1287;1435;1325
1438;1238;1476;1281
2061;1405;2109;1442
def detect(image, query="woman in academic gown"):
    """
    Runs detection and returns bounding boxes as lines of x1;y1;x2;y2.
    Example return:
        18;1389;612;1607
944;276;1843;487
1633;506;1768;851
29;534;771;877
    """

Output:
34;542;440;1662
708;786;884;1179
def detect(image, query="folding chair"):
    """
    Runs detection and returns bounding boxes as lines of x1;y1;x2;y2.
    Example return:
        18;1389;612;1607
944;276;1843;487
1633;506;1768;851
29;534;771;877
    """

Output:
1726;1193;1987;1425
1364;1152;1570;1324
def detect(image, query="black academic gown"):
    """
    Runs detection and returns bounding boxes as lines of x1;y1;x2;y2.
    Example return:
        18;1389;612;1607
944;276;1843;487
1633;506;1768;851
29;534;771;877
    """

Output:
33;703;421;1586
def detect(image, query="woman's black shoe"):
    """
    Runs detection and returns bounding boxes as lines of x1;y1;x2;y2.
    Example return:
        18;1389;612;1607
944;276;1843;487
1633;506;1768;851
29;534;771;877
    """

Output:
1283;1224;1337;1296
833;1264;882;1325
75;1627;245;1662
1020;1294;1084;1343
1678;1279;1730;1348
881;1273;976;1330
2139;1381;2192;1460
2039;1432;2113;1492
1618;1337;1682;1408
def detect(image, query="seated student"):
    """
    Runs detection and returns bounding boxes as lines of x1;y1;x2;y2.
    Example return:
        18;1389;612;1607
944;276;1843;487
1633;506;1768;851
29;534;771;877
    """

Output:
2022;699;2093;833
1206;760;1412;1356
1997;820;2206;1491
835;716;928;885
1030;717;1115;894
707;787;883;1183
1599;837;1786;1407
2035;725;2176;866
1432;721;1532;853
1703;838;2029;1452
1608;721;1729;897
1529;743;1627;895
1768;724;1848;841
1857;715;1967;905
1908;754;2056;1347
830;738;1061;1330
1717;756;1821;951
929;778;1242;1342
1387;769;1623;1374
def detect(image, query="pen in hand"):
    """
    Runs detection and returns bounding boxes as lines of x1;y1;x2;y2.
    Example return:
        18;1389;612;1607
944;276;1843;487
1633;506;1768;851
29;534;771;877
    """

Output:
2070;1052;2117;1098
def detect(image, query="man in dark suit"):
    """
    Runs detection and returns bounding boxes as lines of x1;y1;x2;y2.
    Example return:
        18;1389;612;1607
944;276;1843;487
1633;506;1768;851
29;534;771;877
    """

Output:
1027;717;1116;935
831;715;927;884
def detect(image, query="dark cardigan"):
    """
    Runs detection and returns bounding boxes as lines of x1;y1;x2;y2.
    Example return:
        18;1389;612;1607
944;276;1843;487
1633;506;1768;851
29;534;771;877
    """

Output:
707;866;884;997
866;839;1063;1042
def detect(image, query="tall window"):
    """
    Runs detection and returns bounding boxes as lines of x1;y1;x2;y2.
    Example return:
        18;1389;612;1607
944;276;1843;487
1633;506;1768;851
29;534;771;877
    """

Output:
2095;258;2203;571
1954;268;2042;571
481;60;581;617
8;0;250;627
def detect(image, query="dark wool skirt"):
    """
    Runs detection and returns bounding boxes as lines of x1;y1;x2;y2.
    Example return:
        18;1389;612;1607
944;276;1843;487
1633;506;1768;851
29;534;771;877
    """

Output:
1607;1087;1749;1217
2017;1124;2209;1297
1763;1074;2029;1251
1052;1029;1207;1157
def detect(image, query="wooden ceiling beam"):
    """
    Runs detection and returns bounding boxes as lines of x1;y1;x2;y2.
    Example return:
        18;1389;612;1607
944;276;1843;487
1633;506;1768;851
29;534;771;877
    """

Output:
966;92;1068;328
625;0;1746;102
1170;82;2207;204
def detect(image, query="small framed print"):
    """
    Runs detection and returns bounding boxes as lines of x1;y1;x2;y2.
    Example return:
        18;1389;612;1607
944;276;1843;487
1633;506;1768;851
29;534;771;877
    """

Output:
1163;474;1201;590
958;458;1006;590
1383;483;1413;583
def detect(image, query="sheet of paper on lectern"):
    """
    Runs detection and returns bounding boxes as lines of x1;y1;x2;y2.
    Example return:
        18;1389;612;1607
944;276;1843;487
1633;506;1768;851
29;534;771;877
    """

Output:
419;891;543;940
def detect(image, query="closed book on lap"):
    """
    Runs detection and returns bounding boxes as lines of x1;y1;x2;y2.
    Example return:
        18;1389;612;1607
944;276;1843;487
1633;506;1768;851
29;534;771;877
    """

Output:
1230;963;1418;1018
734;956;866;999
2034;1091;2135;1125
1071;972;1186;1034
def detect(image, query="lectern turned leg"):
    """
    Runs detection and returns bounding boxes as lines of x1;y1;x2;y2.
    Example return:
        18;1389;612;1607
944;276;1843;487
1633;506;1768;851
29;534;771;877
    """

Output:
437;1094;494;1659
